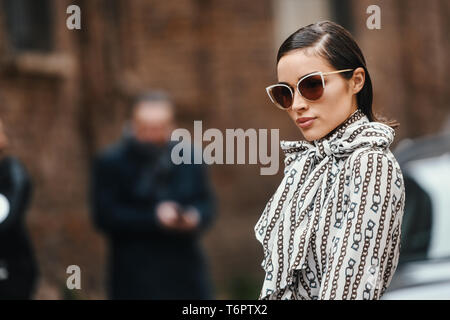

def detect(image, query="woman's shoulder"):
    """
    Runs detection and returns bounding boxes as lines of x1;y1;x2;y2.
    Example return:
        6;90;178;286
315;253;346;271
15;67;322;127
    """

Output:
345;147;402;174
343;147;406;207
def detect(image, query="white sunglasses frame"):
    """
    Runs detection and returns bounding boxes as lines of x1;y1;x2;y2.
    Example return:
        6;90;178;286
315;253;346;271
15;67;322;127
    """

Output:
266;69;354;110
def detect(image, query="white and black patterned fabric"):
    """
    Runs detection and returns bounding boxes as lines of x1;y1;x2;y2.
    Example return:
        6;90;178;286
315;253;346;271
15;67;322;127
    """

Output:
254;109;406;300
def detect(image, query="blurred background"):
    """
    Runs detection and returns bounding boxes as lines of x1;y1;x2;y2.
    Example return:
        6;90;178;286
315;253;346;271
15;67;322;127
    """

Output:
0;0;448;299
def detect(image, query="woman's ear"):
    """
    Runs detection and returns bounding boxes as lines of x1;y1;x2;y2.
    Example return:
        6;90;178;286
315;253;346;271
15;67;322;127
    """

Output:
351;67;365;94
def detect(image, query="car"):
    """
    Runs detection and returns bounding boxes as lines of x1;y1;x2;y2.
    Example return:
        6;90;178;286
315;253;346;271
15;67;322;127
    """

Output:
381;132;450;300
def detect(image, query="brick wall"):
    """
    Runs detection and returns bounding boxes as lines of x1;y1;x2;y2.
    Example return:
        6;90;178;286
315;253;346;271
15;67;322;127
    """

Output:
0;0;448;299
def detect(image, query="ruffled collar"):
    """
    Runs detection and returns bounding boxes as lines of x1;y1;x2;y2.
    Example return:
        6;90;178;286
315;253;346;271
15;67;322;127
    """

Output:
280;109;395;163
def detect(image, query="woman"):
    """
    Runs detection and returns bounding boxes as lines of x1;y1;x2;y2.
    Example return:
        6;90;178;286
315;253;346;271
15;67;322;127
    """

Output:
254;21;405;300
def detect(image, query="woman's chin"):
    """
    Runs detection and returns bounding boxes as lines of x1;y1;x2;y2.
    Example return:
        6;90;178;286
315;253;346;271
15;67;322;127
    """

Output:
301;129;321;142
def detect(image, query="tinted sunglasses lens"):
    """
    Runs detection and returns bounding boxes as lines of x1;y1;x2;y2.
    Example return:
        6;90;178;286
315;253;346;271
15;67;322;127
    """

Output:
298;75;324;100
269;86;292;109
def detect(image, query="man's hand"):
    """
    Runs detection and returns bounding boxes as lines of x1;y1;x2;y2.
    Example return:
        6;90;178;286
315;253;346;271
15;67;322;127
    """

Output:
156;201;181;229
156;201;200;232
177;207;200;231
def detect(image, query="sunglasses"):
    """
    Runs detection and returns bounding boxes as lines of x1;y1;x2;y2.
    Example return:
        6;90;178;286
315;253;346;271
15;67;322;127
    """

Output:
266;69;354;110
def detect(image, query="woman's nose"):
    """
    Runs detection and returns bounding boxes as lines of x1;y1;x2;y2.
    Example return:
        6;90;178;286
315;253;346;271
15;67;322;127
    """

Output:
291;91;309;112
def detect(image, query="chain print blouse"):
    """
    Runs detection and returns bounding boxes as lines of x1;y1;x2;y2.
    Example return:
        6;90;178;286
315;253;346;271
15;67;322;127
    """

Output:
254;109;406;300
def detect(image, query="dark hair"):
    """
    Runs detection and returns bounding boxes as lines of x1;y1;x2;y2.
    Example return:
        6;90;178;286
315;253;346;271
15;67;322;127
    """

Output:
131;90;175;116
277;21;398;129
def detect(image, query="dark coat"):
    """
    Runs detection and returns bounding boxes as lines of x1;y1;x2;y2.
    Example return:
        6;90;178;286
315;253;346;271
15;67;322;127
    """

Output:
90;137;217;299
0;156;38;299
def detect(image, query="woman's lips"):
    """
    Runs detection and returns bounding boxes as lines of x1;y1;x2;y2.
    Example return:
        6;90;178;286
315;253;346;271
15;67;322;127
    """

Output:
296;117;316;128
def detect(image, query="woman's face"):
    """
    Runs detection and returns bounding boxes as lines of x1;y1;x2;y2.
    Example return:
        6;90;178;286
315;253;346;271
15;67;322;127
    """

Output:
277;49;365;141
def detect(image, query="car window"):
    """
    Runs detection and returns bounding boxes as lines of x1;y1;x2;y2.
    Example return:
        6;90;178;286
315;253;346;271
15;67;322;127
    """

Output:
404;152;450;260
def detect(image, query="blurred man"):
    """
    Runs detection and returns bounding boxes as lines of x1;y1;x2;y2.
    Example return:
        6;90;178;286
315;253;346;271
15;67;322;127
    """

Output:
0;119;38;299
90;91;216;299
